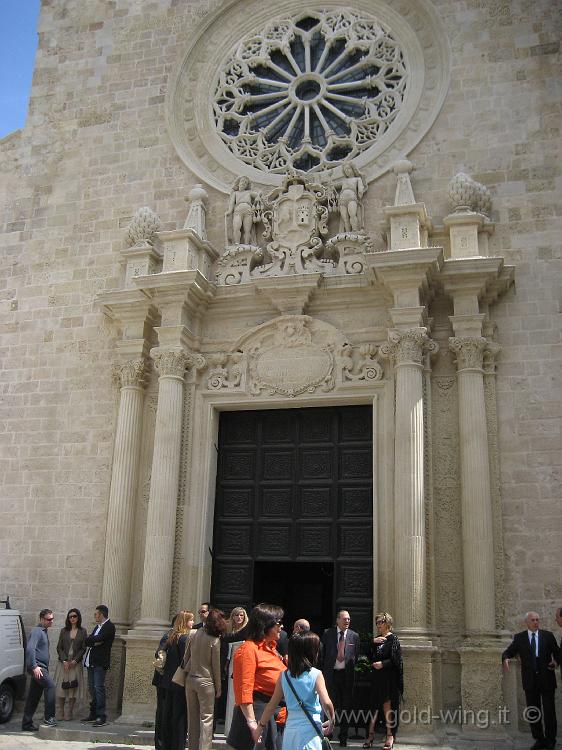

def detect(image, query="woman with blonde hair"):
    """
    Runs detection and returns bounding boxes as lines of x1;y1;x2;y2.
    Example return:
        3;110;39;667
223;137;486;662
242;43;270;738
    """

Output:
161;610;194;750
363;612;403;750
227;607;249;634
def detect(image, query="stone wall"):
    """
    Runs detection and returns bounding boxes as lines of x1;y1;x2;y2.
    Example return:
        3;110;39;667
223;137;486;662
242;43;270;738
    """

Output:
0;0;560;718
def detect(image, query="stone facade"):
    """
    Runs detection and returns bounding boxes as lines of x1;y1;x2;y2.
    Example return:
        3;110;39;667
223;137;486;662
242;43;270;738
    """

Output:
0;0;560;735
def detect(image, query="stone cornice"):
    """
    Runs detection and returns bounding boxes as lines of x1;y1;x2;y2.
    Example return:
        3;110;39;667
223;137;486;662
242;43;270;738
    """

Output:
440;256;514;305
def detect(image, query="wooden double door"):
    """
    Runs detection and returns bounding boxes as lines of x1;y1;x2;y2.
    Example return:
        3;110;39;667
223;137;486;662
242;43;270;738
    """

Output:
211;405;373;636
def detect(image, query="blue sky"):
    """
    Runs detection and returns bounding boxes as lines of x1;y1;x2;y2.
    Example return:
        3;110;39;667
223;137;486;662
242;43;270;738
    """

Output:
0;0;41;138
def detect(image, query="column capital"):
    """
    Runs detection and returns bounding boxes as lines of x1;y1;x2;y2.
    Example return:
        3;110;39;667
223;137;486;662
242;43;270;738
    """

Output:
381;328;439;367
152;348;206;378
113;358;148;389
483;342;501;375
449;336;488;371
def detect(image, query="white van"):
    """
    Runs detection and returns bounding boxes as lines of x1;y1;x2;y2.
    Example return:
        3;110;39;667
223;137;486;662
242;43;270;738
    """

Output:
0;598;26;723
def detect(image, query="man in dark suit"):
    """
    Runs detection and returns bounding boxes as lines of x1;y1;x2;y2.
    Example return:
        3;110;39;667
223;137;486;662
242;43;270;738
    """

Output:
194;602;210;629
82;604;116;727
321;609;360;747
502;611;560;750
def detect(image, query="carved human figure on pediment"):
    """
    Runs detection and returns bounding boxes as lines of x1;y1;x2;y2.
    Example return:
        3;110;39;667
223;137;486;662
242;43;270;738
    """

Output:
334;162;367;233
225;176;262;245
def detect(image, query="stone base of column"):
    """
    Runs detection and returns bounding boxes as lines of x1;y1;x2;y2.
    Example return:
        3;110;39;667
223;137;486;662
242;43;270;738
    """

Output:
398;639;438;735
458;637;509;739
117;630;162;724
105;633;126;714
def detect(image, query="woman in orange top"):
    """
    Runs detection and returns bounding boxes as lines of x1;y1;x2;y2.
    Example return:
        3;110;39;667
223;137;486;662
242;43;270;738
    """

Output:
227;603;286;750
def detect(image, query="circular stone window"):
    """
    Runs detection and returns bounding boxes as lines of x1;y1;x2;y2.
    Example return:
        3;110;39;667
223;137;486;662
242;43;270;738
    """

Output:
167;0;450;191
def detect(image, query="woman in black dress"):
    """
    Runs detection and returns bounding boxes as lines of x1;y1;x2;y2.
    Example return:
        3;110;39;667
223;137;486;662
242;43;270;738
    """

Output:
363;612;403;750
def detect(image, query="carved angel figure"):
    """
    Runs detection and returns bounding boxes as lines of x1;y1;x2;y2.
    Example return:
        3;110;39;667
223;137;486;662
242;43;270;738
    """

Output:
334;162;367;233
225;176;262;245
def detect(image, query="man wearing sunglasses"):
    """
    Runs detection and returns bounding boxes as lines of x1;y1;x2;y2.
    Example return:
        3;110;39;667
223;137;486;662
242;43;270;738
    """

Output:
194;602;211;630
21;609;57;731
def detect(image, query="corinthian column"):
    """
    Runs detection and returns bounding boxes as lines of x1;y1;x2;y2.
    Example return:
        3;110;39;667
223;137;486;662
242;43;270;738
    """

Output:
136;350;191;628
449;336;495;633
381;329;437;634
102;359;146;626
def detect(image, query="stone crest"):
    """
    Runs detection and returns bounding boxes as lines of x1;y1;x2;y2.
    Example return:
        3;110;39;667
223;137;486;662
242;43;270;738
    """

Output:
248;317;335;397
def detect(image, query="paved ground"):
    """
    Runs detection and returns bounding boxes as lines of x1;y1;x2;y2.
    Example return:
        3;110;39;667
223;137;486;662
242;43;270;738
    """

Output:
0;712;537;750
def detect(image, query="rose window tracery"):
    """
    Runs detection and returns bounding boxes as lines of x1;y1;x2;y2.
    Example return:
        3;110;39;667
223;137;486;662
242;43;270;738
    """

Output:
213;9;408;174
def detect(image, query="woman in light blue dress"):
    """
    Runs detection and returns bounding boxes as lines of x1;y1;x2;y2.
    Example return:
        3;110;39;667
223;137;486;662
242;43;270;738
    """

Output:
251;632;335;750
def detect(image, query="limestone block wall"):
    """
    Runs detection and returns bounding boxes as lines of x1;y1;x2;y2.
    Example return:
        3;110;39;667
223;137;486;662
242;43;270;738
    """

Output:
0;0;560;666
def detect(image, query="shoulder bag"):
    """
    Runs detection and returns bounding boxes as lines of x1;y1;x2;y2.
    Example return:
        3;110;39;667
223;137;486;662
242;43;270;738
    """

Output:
171;633;192;687
283;672;332;750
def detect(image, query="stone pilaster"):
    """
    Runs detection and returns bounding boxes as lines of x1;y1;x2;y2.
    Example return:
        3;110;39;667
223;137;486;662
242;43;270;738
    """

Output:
136;349;193;629
449;336;495;634
381;329;438;634
102;358;147;626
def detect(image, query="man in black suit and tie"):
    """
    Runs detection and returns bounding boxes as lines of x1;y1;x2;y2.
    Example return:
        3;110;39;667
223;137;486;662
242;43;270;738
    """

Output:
321;609;360;747
502;611;560;750
82;605;116;727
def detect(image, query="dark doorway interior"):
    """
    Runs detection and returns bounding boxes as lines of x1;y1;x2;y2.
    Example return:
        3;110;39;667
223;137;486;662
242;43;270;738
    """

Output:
253;561;334;636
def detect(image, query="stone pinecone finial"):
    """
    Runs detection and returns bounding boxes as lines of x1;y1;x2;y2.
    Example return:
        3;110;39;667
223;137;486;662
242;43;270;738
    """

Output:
447;173;492;216
125;206;162;247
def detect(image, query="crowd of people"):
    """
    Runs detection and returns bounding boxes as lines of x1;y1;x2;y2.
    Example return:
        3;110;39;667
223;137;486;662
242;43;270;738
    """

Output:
152;603;403;750
20;601;562;750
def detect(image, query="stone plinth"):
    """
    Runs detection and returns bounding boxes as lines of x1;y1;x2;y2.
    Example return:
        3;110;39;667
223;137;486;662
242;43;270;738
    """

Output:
118;632;161;724
459;639;507;738
158;229;219;278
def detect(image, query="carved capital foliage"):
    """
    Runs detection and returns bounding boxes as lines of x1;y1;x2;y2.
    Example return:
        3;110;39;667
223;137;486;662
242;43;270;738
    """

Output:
380;329;438;366
483;342;501;375
114;358;147;389
153;350;206;378
448;336;487;371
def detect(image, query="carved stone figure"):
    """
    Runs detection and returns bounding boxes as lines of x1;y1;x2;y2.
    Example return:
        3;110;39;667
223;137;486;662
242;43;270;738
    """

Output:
225;176;262;245
334;163;366;233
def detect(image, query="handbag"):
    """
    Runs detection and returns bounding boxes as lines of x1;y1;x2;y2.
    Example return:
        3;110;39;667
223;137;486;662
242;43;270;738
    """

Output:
152;649;167;675
61;678;79;690
284;672;332;750
171;635;192;687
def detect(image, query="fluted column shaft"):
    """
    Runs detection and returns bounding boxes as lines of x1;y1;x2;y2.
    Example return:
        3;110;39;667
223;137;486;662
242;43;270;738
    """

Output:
102;360;146;626
137;350;190;627
382;330;436;633
449;337;495;633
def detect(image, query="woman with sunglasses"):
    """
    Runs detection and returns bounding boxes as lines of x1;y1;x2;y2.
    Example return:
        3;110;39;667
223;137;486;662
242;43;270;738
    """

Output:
54;609;88;720
227;603;287;750
363;612;403;750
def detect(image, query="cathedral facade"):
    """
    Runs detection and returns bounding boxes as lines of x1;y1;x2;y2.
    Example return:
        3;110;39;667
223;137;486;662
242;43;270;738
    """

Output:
0;0;560;736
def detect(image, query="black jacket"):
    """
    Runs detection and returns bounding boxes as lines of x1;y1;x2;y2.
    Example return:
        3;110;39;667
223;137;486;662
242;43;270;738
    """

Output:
502;629;560;692
85;619;116;669
321;627;360;688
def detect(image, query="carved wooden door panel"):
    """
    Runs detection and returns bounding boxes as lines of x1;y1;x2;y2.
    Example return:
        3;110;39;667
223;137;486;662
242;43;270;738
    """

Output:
211;405;373;634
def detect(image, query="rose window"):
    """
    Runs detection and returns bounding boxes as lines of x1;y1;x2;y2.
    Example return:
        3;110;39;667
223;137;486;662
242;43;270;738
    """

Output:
213;9;408;174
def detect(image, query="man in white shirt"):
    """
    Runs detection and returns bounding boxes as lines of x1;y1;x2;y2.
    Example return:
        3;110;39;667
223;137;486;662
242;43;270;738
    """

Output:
321;610;360;747
502;611;560;750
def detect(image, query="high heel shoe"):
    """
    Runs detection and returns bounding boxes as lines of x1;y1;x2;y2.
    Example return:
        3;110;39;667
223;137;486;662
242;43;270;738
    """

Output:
383;734;394;750
362;737;374;748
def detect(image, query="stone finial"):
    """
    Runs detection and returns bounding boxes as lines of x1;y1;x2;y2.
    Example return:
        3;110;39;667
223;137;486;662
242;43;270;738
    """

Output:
125;207;162;247
473;181;492;217
184;184;209;239
448;173;492;216
393;159;416;205
448;173;477;213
